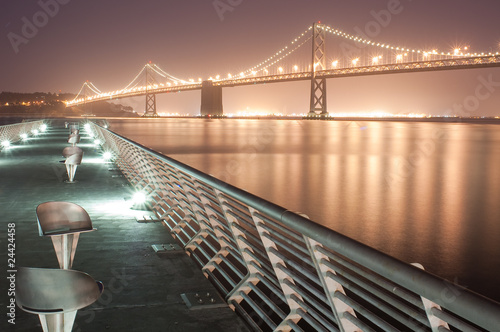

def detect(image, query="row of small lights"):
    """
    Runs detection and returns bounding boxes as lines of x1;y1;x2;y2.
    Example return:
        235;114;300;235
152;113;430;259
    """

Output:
123;64;187;91
220;111;429;118
68;24;500;106
68;27;315;105
1;123;47;149
321;23;500;65
68;78;202;106
234;26;313;79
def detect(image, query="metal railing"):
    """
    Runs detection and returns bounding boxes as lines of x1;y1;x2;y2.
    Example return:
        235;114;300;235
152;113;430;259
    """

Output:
0;120;46;148
88;122;500;332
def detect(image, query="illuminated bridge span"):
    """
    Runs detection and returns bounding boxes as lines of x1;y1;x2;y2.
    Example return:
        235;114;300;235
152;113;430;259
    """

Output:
67;22;500;117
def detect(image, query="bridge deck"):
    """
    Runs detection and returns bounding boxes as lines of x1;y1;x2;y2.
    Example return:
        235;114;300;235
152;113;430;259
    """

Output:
0;120;250;331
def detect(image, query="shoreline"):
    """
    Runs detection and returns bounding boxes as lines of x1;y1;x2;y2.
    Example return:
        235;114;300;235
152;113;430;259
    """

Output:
1;113;500;125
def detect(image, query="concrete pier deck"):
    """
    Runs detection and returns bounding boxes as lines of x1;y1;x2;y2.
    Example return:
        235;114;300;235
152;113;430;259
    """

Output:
0;120;250;332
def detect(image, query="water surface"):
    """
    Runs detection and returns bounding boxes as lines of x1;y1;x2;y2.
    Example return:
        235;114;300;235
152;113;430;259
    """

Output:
107;118;500;302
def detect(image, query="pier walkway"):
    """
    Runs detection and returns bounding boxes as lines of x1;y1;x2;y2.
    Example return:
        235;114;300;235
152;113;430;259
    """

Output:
0;120;250;332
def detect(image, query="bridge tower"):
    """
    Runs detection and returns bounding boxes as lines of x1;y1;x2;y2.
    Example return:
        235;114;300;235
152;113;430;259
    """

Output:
82;82;93;116
143;63;159;117
309;22;327;116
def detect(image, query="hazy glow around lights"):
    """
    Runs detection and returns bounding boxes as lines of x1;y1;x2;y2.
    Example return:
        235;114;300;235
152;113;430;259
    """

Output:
132;192;147;204
103;151;113;160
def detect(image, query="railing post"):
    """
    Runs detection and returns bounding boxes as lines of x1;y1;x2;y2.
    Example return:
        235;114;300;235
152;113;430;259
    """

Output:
305;238;359;332
412;263;450;331
180;192;215;253
249;206;304;331
214;190;263;309
196;193;231;279
309;21;327;116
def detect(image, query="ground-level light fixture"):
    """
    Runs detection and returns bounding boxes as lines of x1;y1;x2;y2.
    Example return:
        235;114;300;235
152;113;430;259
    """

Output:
132;192;146;205
102;151;113;161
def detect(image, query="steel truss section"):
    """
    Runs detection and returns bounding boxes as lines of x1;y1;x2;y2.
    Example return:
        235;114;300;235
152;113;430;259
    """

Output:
309;22;328;116
143;64;159;117
144;93;157;117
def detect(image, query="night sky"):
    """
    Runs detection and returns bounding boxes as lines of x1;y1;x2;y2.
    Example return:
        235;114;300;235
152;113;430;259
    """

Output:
2;0;500;116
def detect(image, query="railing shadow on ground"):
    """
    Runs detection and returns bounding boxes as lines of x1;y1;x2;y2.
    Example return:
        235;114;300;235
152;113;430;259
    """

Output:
81;120;500;332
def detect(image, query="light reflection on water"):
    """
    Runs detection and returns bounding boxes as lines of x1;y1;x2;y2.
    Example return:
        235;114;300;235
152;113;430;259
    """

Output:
108;118;500;302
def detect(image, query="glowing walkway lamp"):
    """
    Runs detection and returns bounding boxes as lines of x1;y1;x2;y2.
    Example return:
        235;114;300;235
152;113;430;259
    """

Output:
62;147;83;182
1;140;10;149
16;267;103;332
36;202;95;269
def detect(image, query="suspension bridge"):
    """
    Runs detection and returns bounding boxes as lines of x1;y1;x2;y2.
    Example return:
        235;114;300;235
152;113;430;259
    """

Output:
66;22;500;117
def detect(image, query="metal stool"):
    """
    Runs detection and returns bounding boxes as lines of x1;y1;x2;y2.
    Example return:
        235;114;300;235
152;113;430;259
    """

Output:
61;147;83;182
67;134;80;146
36;202;95;269
16;267;103;332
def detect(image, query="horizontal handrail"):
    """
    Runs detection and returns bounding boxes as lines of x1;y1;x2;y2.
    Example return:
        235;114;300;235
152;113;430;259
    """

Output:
89;121;500;331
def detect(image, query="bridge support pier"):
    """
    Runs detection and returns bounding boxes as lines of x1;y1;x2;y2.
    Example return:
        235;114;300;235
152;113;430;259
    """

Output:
309;22;328;117
200;80;223;116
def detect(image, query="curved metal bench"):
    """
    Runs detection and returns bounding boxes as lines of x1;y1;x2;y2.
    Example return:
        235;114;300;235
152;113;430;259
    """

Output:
61;147;83;182
36;202;95;269
67;134;80;146
16;267;103;332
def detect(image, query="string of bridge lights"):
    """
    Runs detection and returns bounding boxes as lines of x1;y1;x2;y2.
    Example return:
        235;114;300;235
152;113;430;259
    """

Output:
150;64;186;84
72;81;102;102
219;22;499;79
123;63;187;90
236;26;313;78
70;63;190;104
67;23;500;106
320;23;499;61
